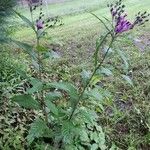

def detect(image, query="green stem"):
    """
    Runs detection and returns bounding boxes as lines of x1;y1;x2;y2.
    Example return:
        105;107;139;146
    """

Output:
94;31;111;67
28;2;34;24
69;36;115;120
36;36;49;125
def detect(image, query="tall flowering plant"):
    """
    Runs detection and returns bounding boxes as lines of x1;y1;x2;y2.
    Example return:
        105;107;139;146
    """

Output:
13;0;62;128
11;0;149;149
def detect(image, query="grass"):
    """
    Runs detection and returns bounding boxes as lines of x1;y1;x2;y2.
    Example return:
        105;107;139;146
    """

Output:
14;0;150;65
15;0;150;38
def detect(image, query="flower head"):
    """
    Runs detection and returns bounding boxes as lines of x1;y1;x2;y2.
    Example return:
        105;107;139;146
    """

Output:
115;15;133;34
108;0;149;34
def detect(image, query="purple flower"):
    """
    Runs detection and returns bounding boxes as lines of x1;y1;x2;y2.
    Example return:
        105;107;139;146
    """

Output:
108;0;149;34
115;15;133;34
36;19;44;30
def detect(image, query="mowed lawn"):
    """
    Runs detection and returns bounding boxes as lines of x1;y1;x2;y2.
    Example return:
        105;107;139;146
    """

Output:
15;0;150;39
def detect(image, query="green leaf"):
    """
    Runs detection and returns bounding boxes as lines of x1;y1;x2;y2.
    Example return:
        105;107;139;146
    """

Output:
65;145;78;150
13;40;37;60
102;46;113;56
11;94;40;110
45;92;62;101
91;144;98;150
90;132;98;143
121;75;133;86
46;82;79;105
0;36;11;43
102;16;115;31
61;121;80;144
16;69;28;79
36;45;47;52
80;130;90;142
91;75;102;86
97;67;113;76
81;69;91;86
79;108;98;123
90;123;106;150
117;49;129;71
14;11;36;32
45;99;59;115
31;59;39;70
42;51;60;59
27;78;43;94
27;118;51;144
87;88;104;110
97;128;106;150
109;143;119;150
94;33;109;67
88;88;103;101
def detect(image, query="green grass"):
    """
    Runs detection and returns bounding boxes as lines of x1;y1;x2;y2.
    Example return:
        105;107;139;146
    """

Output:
14;0;150;64
15;0;150;39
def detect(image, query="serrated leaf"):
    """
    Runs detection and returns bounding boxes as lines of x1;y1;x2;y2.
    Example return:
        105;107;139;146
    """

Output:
90;132;98;142
46;82;79;105
27;118;51;144
90;100;104;112
121;75;133;86
88;88;103;101
93;132;99;143
91;75;102;86
81;69;91;86
97;128;106;150
61;121;80;144
45;99;59;115
11;94;40;109
80;130;90;142
27;78;43;94
79;108;98;123
91;144;98;150
45;92;62;101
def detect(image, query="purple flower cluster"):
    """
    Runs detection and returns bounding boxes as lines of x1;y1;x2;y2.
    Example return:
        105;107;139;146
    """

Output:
115;15;133;33
36;16;61;31
108;0;149;34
